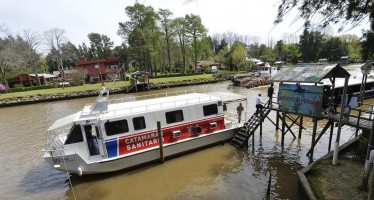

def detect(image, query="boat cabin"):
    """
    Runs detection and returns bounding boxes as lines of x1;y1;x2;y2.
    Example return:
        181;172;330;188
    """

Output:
48;93;226;161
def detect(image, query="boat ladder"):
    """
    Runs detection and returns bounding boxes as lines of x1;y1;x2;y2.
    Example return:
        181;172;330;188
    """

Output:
230;106;271;148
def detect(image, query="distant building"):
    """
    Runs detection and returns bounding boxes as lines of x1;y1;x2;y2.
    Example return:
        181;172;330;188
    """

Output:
75;56;123;83
318;58;328;64
6;73;57;88
196;61;219;71
340;56;350;65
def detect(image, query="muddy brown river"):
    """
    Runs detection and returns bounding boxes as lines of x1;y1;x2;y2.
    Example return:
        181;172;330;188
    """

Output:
0;79;369;200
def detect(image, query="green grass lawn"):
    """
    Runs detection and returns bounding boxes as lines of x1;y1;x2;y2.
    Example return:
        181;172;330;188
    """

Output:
0;74;215;100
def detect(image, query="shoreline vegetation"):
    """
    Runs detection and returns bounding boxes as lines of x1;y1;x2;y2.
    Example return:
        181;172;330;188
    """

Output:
0;73;270;108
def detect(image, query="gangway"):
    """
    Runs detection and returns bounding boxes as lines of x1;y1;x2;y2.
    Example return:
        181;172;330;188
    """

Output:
231;101;271;148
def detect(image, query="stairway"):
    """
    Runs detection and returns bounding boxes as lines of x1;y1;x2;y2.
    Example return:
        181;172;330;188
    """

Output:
230;106;271;148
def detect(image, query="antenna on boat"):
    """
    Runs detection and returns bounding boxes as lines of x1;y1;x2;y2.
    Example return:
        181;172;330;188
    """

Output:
91;64;126;113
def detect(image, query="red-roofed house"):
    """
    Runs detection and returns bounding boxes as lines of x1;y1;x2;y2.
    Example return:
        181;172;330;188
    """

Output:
75;56;123;83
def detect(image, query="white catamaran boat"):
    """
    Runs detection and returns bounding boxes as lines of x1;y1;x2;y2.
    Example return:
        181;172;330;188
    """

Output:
43;89;246;175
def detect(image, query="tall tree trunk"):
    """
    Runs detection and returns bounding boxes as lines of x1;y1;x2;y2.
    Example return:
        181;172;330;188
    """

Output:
165;28;172;75
194;36;197;72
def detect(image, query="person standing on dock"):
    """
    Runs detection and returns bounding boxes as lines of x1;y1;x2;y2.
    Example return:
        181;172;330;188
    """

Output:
236;103;244;123
223;103;227;112
255;94;264;115
267;83;274;107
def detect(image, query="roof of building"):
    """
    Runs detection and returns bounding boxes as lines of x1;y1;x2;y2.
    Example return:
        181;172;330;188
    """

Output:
196;61;218;66
75;56;119;66
269;64;350;83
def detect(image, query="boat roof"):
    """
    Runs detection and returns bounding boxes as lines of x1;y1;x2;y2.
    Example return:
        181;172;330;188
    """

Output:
207;92;246;103
47;92;246;131
47;112;79;131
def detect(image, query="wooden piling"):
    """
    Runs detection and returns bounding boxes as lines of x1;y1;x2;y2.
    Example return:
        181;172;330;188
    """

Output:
157;121;164;163
260;112;263;137
281;112;286;146
266;171;272;197
329;121;334;152
310;118;318;158
276;111;279;130
298;116;303;139
252;131;255;147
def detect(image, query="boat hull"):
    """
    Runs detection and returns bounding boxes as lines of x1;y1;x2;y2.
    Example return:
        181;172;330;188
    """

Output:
44;127;238;175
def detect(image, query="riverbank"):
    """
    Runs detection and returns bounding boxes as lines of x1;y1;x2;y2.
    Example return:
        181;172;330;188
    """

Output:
0;74;272;108
0;79;223;108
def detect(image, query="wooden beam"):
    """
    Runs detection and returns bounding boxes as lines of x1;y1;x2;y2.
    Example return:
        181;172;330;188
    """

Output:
328;121;334;152
276;110;279;130
299;116;303;139
279;114;297;138
286;114;306;130
309;118;318;158
281;112;286;146
307;120;333;156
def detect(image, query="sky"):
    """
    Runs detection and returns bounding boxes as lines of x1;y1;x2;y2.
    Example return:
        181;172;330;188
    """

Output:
0;0;370;47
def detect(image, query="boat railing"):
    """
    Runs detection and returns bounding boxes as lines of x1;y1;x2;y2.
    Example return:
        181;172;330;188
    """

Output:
45;127;70;150
224;111;241;128
104;93;215;118
109;89;196;104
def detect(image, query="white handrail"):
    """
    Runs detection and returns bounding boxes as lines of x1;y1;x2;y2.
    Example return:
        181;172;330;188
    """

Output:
109;89;195;104
104;95;214;118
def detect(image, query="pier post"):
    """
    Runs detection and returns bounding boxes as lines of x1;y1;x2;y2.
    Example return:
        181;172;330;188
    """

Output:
310;118;318;158
266;171;272;197
260;112;263;137
157;121;164;163
276;111;279;130
333;75;350;165
252;131;255;147
281;112;286;147
328;121;334;152
298;116;303;139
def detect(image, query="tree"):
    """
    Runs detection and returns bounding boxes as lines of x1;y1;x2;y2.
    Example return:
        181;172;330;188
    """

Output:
43;28;68;75
319;36;348;62
185;14;207;71
259;44;276;63
78;42;94;60
275;0;374;32
361;31;374;60
118;3;158;72
21;29;42;85
283;43;301;64
60;42;80;68
275;0;374;62
0;36;27;87
112;44;129;71
226;42;247;71
158;9;173;74
339;34;362;61
299;29;324;62
172;17;188;73
276;40;284;61
87;33;113;58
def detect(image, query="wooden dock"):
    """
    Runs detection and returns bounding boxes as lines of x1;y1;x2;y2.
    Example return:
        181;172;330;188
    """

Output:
231;103;374;158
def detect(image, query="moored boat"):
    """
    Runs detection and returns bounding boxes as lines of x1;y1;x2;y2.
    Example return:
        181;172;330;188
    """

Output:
257;64;277;77
42;89;246;175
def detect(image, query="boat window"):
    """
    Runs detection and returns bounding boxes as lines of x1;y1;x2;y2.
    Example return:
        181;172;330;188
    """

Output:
105;119;129;136
203;104;218;116
65;124;83;144
133;116;146;130
165;110;184;124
